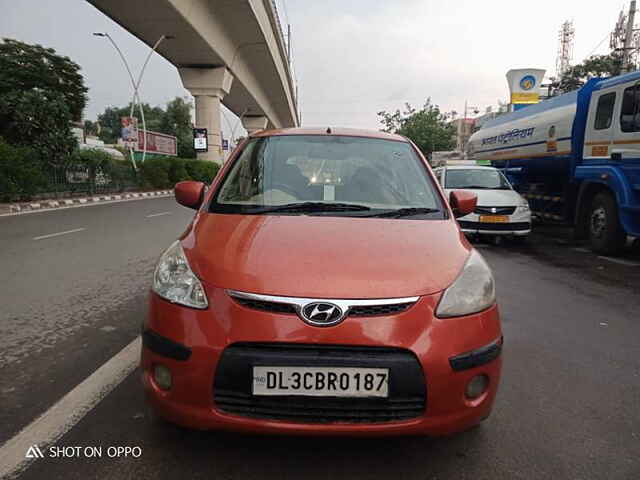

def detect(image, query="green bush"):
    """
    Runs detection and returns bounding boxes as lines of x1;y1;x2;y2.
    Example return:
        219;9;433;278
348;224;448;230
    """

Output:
185;160;220;183
140;156;220;189
168;158;190;184
0;139;48;201
64;148;137;194
139;157;171;189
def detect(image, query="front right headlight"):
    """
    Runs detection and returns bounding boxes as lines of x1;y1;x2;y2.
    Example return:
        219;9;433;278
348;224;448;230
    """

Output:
435;249;495;318
152;240;208;309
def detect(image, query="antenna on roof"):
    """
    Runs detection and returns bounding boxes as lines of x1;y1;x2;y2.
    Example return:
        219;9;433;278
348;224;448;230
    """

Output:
326;127;332;134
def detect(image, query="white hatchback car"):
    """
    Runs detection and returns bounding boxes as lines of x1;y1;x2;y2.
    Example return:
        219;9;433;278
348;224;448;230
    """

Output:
435;165;531;240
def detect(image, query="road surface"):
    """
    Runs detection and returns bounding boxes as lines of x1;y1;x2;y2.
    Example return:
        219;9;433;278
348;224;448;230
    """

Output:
1;198;638;479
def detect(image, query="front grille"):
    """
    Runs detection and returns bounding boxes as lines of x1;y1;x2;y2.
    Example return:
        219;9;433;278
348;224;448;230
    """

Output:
213;343;426;424
474;206;516;215
349;303;413;317
233;297;296;314
232;296;415;318
459;221;531;231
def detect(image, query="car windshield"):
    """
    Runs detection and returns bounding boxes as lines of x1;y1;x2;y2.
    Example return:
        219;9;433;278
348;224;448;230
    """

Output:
212;135;444;218
445;168;512;190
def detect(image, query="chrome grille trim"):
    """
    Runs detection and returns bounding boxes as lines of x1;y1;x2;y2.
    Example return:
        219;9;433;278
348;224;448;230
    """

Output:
227;290;419;323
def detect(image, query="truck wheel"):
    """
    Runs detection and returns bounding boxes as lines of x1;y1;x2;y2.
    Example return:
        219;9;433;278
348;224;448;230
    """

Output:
588;193;626;255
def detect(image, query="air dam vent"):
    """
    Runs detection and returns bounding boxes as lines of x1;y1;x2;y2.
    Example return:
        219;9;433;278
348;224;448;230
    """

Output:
213;343;426;424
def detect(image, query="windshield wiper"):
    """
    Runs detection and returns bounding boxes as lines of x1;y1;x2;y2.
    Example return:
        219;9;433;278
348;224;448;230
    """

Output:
249;202;372;214
364;207;440;218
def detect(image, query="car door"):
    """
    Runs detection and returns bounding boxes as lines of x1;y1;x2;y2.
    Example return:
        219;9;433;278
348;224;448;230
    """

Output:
583;87;617;161
611;81;640;194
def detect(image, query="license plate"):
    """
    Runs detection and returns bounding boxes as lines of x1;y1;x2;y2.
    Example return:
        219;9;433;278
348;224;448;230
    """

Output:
479;215;508;223
252;366;389;398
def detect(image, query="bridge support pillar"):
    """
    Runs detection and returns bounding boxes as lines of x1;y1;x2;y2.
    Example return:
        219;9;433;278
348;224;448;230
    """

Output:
242;115;269;134
178;67;234;164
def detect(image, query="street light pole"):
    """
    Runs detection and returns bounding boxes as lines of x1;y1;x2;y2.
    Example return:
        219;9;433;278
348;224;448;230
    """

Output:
93;33;172;168
133;35;173;165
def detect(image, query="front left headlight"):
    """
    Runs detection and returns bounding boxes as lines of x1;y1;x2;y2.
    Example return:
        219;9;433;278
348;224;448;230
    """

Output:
435;249;495;318
517;200;530;212
152;240;208;309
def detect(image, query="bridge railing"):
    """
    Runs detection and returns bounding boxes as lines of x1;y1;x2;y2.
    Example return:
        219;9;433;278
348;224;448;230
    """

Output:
266;0;300;124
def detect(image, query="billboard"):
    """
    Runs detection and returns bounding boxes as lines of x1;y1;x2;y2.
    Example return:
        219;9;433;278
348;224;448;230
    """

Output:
135;130;177;156
193;128;208;152
121;116;138;148
506;69;546;105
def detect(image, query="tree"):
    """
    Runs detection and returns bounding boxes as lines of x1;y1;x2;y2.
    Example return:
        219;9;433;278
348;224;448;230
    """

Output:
96;97;195;157
84;120;99;137
96;103;164;144
0;90;76;171
378;100;456;155
160;97;195;158
0;38;88;121
559;53;624;93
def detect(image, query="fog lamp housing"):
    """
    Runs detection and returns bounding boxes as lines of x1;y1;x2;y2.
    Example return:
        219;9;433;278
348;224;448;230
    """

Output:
154;364;172;390
466;374;489;399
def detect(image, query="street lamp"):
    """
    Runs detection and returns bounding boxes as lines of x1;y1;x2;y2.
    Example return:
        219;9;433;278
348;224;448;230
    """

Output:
93;32;173;168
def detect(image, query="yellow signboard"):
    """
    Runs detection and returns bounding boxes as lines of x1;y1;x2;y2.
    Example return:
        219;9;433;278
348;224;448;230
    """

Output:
511;92;540;104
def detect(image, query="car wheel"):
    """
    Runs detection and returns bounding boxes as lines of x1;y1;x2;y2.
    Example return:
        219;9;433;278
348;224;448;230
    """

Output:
588;192;626;255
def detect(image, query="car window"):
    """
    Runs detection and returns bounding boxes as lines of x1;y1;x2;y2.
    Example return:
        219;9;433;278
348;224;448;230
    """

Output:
444;168;512;190
620;86;640;132
594;92;616;130
213;135;443;216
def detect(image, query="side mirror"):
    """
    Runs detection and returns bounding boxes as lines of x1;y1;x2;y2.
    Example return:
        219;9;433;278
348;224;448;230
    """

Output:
175;181;205;210
449;190;477;218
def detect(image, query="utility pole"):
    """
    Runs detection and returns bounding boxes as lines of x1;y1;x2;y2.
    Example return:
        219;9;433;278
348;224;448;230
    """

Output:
622;0;637;73
556;20;575;79
458;101;478;157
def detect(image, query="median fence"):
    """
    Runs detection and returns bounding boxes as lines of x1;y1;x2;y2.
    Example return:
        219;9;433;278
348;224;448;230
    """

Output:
0;140;220;202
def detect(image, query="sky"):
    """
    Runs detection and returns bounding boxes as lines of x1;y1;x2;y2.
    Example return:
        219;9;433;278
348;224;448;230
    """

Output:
0;0;631;133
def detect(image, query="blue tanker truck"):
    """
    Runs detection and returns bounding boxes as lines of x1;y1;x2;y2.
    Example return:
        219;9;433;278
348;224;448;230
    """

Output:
468;71;640;254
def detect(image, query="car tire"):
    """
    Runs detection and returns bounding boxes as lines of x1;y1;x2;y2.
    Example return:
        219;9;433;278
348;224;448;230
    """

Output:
588;192;626;255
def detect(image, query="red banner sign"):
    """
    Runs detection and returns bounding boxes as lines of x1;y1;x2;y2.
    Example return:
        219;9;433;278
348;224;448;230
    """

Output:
136;130;177;156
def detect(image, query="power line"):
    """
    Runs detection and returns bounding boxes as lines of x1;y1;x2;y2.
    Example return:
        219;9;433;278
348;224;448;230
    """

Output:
586;32;611;57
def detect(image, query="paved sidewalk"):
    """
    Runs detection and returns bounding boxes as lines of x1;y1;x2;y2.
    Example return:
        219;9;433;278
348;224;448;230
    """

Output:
0;190;173;216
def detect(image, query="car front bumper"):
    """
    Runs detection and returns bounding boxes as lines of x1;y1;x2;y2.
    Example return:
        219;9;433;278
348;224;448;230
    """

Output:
141;286;502;436
458;209;531;236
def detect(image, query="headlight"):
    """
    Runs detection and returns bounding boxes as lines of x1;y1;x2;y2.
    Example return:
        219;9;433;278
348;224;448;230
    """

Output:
436;249;495;318
517;201;530;212
152;240;208;309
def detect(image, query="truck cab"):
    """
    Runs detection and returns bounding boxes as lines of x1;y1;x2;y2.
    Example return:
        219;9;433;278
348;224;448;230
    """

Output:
468;70;640;255
577;74;640;252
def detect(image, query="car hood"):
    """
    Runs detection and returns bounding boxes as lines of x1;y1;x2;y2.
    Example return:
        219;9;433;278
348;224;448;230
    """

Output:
445;188;523;207
182;213;471;299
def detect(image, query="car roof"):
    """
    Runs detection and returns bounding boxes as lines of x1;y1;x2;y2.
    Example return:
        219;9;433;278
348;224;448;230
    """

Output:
251;127;409;143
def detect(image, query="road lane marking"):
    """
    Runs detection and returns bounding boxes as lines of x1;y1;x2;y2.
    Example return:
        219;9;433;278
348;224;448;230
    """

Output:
597;256;640;267
0;195;173;218
32;228;85;241
0;336;140;479
146;211;171;218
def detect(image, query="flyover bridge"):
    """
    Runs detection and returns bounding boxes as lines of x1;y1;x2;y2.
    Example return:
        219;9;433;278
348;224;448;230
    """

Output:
87;0;300;163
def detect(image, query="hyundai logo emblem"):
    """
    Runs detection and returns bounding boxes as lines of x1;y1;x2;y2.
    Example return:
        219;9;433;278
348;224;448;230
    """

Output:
491;207;497;213
301;302;344;326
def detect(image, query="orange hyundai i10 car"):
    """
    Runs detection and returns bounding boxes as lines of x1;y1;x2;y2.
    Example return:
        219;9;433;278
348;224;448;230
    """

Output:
142;127;502;436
